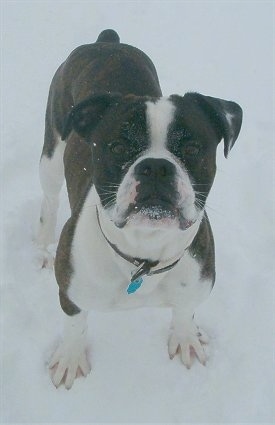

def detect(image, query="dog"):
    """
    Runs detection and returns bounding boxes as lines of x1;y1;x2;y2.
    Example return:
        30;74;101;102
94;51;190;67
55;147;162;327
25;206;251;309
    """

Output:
37;29;242;389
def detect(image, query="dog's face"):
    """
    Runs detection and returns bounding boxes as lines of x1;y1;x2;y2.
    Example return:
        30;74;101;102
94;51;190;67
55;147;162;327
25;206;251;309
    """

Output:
63;92;242;230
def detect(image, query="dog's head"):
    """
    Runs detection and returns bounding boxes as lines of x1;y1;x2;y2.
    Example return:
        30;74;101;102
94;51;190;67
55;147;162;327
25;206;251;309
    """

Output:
63;92;242;231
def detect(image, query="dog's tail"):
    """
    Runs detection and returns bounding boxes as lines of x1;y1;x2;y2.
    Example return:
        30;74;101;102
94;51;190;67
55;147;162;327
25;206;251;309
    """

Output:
96;29;120;43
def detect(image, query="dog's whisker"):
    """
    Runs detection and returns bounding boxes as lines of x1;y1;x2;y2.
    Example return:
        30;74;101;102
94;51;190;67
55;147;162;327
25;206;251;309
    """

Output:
102;198;116;205
98;191;117;198
194;190;209;196
195;194;208;200
100;187;119;192
100;198;117;208
197;201;222;216
98;188;117;195
100;183;120;189
191;183;212;186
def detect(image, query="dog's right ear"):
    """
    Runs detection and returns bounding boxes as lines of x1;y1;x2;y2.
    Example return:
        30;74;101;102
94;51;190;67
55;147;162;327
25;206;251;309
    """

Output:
62;93;122;140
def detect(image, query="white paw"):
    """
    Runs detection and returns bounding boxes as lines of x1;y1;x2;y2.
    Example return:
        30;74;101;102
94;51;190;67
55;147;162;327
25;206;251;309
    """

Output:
168;324;209;368
35;244;56;269
49;342;91;389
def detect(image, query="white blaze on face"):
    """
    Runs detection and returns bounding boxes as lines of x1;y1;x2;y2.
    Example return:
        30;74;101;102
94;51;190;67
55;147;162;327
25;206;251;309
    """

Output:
146;98;176;154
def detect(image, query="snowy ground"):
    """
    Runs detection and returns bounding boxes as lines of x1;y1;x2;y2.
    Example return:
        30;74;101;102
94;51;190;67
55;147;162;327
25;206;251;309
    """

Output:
1;1;274;424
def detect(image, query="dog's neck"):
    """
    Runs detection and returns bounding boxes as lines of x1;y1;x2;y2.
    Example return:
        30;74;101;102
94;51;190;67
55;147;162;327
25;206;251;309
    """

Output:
88;187;202;263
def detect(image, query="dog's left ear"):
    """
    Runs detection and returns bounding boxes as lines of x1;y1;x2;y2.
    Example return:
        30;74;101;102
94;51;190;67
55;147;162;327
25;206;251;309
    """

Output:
185;93;243;158
62;93;122;140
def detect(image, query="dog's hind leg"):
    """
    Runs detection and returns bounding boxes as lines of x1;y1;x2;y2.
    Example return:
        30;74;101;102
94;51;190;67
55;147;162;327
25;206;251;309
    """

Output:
36;124;65;267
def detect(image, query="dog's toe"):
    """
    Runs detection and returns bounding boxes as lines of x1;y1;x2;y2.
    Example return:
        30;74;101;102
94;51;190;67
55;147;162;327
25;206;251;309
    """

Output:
168;324;209;368
49;344;91;389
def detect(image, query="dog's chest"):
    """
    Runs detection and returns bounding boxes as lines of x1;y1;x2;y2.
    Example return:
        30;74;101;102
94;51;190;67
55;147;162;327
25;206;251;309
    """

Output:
67;219;205;312
68;225;165;310
68;259;168;311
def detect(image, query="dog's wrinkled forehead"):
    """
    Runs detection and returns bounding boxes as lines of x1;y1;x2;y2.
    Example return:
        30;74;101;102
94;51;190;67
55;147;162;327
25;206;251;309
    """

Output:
110;97;177;154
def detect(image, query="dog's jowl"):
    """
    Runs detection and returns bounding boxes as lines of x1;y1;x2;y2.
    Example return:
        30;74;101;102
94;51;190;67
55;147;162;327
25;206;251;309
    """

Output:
37;29;242;389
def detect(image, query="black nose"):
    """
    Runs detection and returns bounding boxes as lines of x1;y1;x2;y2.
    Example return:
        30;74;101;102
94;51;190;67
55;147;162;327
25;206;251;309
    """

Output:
135;158;176;180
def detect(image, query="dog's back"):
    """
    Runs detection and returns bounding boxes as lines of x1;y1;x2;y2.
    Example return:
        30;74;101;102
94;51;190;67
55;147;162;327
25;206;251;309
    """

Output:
44;29;162;155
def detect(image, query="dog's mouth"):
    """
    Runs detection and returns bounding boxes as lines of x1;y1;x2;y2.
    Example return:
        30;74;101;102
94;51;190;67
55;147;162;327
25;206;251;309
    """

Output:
130;203;177;224
115;201;195;230
137;205;176;220
130;198;176;217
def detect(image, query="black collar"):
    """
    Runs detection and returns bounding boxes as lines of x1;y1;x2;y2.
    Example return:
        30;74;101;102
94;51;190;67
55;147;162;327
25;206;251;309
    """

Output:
96;207;182;282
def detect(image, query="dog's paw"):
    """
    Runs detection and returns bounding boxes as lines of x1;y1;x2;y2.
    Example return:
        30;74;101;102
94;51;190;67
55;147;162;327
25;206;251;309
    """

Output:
35;244;56;269
49;342;91;389
41;250;55;269
168;325;209;368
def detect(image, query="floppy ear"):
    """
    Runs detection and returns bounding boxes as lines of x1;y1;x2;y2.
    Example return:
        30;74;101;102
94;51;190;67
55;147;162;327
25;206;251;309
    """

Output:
62;93;122;140
185;92;243;158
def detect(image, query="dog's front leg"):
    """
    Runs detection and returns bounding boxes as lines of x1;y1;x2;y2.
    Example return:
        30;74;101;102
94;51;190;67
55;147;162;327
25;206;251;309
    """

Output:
49;311;91;389
36;139;66;268
168;305;209;369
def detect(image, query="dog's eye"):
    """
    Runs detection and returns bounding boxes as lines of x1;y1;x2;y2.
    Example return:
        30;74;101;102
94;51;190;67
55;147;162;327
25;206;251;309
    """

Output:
110;143;127;155
182;143;201;157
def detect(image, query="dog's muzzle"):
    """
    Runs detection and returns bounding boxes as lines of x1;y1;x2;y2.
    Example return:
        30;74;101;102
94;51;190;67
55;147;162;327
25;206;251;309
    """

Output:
133;157;179;218
111;157;196;230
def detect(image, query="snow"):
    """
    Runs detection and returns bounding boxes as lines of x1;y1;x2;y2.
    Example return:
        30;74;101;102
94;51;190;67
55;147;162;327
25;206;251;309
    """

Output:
1;1;274;423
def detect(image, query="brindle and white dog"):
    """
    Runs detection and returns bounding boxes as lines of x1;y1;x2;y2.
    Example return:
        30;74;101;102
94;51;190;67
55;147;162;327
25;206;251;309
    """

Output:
37;29;242;389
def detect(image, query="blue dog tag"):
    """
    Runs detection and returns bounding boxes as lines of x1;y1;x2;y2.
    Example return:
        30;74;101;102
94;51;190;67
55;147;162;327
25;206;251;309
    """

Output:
127;277;143;294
